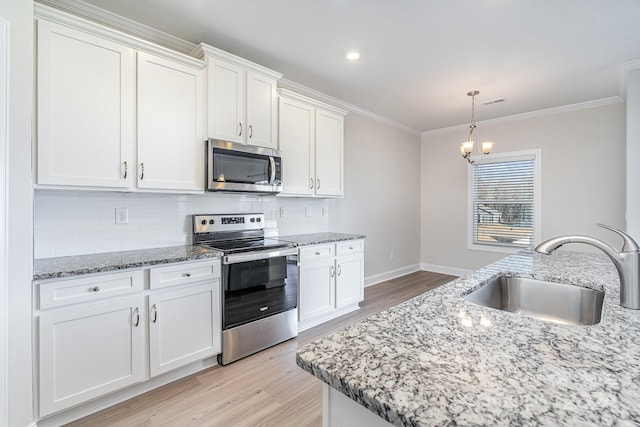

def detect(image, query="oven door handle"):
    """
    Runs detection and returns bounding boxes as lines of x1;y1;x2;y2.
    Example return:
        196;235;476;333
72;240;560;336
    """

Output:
223;247;298;264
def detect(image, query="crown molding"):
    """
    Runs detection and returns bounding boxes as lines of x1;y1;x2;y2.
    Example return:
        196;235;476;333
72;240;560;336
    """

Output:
34;3;205;69
35;0;197;55
277;89;348;116
192;43;282;80
620;58;640;100
278;79;421;136
422;96;624;137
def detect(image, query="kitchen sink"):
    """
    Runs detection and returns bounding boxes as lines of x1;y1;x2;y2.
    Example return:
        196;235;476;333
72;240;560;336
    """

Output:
464;276;604;325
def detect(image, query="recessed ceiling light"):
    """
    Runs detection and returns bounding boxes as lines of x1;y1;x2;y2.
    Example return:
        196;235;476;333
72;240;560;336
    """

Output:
346;50;360;61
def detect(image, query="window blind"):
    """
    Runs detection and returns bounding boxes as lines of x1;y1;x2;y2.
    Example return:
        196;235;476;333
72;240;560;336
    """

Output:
472;159;535;248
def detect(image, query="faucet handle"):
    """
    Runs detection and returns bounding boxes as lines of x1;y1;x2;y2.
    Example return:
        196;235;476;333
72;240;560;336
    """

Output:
597;223;640;252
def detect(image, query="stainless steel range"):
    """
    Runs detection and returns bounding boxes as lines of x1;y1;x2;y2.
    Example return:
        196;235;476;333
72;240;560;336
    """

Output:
193;213;298;365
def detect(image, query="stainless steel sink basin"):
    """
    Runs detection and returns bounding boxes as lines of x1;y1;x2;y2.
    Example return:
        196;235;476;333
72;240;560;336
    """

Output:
464;276;604;325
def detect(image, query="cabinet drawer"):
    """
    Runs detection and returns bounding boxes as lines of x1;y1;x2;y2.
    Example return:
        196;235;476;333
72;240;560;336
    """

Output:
149;260;220;290
336;240;364;256
39;270;143;309
299;244;334;262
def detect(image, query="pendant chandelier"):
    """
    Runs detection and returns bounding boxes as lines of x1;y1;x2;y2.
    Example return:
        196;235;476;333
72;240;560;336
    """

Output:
460;90;494;164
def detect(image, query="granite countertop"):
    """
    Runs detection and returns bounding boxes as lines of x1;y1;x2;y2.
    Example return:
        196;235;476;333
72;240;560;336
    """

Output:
33;245;222;281
279;232;365;246
296;250;640;426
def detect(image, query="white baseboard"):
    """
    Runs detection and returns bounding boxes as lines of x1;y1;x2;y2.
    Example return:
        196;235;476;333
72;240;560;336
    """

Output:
420;263;471;277
364;264;421;287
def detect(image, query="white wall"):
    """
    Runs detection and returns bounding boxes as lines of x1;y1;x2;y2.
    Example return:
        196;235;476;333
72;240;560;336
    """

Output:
421;102;626;272
0;0;34;425
627;68;640;237
329;113;422;284
34;191;329;258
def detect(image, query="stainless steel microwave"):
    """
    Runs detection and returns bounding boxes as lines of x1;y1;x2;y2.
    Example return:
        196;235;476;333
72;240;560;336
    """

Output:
206;139;283;194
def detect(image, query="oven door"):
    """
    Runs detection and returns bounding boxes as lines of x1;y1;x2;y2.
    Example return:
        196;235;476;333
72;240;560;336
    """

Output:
222;248;298;330
207;139;282;193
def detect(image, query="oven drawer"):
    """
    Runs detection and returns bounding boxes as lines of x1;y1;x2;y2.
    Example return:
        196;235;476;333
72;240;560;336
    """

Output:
38;270;144;309
150;260;220;290
299;244;334;262
336;240;364;256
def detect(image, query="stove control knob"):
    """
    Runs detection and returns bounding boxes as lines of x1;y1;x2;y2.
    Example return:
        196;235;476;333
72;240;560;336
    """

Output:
201;219;207;225
209;219;215;224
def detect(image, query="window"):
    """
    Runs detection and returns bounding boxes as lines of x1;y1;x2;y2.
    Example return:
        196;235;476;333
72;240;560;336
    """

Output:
468;150;541;252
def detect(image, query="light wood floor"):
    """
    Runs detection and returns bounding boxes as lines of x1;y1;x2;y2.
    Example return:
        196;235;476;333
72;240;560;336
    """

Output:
67;271;455;427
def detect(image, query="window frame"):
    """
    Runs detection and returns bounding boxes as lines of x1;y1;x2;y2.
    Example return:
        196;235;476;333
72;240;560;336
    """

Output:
467;149;541;254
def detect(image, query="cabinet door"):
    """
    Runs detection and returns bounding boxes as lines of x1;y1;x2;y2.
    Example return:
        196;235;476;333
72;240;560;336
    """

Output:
38;295;145;416
137;52;204;191
299;259;335;322
246;71;278;149
336;253;364;309
278;97;315;195
148;281;221;377
36;19;134;188
315;108;344;197
207;58;244;143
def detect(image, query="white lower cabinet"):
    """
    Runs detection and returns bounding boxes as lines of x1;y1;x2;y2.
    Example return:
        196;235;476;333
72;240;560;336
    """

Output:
149;281;220;377
35;260;221;418
298;240;364;330
299;254;335;323
38;293;145;417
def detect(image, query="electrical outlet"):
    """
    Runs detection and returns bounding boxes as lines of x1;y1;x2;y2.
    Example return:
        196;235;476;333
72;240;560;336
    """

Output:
279;207;286;218
390;251;395;261
322;207;328;217
305;206;311;217
115;208;128;224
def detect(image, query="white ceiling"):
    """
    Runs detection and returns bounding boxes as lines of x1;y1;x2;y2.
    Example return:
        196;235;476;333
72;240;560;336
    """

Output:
75;0;640;133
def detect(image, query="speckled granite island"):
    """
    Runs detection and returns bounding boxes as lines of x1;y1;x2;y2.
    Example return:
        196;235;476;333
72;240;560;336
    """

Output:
33;245;222;281
296;250;640;426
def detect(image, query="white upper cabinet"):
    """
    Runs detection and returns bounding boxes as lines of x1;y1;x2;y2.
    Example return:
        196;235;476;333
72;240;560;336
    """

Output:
278;96;315;195
35;8;206;193
193;43;281;150
315;109;345;197
136;52;204;191
277;89;347;198
36;18;135;188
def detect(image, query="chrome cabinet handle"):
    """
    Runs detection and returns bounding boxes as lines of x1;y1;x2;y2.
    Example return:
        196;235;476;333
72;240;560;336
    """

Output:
249;125;253;138
315;251;321;256
185;273;191;278
317;178;321;190
122;161;128;179
91;286;100;293
133;307;140;327
337;265;342;276
139;163;144;180
238;122;243;136
151;304;158;323
330;266;335;278
310;178;315;190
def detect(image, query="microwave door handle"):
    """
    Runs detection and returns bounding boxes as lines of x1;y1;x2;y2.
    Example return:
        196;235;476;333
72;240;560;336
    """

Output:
269;156;276;184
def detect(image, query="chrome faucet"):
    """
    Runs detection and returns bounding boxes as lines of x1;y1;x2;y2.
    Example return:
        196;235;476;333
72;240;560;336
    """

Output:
535;224;640;309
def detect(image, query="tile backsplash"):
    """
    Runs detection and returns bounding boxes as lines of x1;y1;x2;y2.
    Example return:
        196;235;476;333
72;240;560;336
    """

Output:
34;190;329;259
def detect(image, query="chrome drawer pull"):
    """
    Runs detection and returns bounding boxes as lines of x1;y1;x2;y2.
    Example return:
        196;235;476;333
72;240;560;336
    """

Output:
185;273;191;278
91;286;100;293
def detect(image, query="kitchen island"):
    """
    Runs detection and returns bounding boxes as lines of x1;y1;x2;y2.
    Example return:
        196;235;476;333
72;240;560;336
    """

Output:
296;250;640;426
